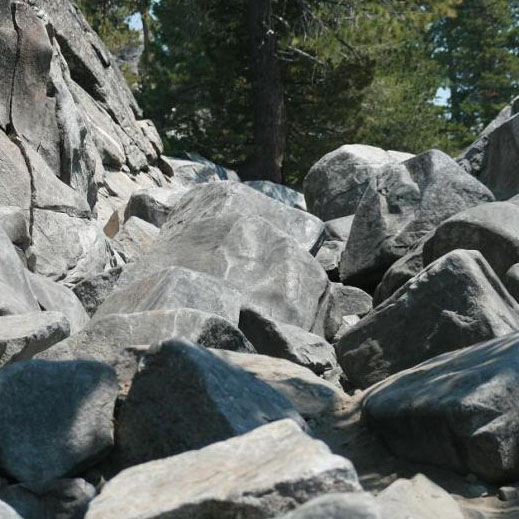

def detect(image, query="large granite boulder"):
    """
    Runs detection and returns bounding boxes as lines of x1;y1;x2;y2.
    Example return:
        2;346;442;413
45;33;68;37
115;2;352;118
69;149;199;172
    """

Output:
118;216;329;331
304;144;398;221
337;249;519;388
111;340;305;470
340;150;494;291
85;420;360;519
112;216;159;263
363;331;519;483
244;180;307;210
0;359;118;483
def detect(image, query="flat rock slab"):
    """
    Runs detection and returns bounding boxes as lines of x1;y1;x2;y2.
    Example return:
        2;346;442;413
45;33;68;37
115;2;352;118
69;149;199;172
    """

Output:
338;249;519;388
363;331;519;483
0;360;118;483
86;420;360;519
112;340;306;470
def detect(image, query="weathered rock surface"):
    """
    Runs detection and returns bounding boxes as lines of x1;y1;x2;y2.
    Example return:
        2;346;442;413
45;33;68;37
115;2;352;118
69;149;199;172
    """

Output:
277;493;380;519
504;263;519;302
94;266;241;324
27;272;89;333
239;307;338;374
0;502;22;519
316;240;345;281
324;215;354;242
113;216;159;263
423;201;519;280
340;150;494;291
0;207;29;251
86;420;360;519
363;331;519;483
0;479;96;519
244;180;307;210
0;312;70;366
337;249;519;388
118;216;328;331
0;359;118;483
112;340;305;470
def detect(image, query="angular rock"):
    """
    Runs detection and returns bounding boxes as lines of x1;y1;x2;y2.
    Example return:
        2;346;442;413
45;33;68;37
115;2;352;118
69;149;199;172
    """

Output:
72;267;123;316
0;207;29;251
363;331;519;483
239;307;337;374
376;475;465;519
0;479;96;519
278;493;380;519
0;312;70;366
0;0;17;131
325;215;354;242
119;216;328;331
244;180;307;210
112;340;306;470
94;266;241;324
163;182;324;253
0;502;22;519
0;227;40;316
340;150;494;291
85;420;360;519
304;144;397;221
159;156;222;184
113;216;159;262
212;349;349;420
27;273;89;333
338;249;519;388
423;201;519;280
0;359;118;483
504;263;519;302
316;241;345;281
124;187;187;228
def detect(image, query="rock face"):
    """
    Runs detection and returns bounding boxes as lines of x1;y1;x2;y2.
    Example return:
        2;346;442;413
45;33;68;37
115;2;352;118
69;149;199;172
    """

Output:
363;331;519;483
0;360;118;483
340;150;494;291
85;420;360;519
337;249;519;388
112;340;306;470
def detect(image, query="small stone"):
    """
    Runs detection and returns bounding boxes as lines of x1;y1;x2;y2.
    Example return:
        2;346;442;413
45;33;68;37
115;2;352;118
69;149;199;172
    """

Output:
499;486;518;502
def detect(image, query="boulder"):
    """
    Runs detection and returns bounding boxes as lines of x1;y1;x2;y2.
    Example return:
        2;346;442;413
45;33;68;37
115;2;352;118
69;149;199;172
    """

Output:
0;502;22;519
337;249;519;388
72;267;123;316
244;180;307;210
163;182;324;253
118;216;328;331
27;272;89;333
124;187;187;228
111;340;306;470
363;331;519;483
376;475;465;519
0;227;40;315
340;150;494;291
239;307;337;374
36;309;254;385
85;420;360;519
504;263;519;302
113;216;159;262
423;201;519;280
159;156;222;184
316;241;345;281
304;144;397;221
94;266;241;324
0;359;118;483
0;207;29;251
277;493;380;519
324;215;354;242
212;349;349;420
0;479;96;519
0;312;70;366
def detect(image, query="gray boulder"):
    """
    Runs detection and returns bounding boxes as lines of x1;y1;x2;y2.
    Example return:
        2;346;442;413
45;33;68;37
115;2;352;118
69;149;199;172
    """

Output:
0;207;29;251
0;312;70;366
423;201;519;280
163;182;324;253
111;340;306;470
94;266;241;324
324;215;354;242
72;267;123;316
27;272;89;333
244;180;307;210
85;420;360;519
304;144;397;221
118;216;328;331
239;307;337;374
0;479;96;519
504;263;519;302
316;241;345;281
113;216;159;262
338;249;519;388
363;331;519;483
277;493;380;519
0;359;118;483
340;150;494;291
0;502;22;519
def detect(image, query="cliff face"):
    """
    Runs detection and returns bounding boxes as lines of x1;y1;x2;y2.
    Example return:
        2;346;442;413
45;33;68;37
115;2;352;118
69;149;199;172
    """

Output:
0;0;166;284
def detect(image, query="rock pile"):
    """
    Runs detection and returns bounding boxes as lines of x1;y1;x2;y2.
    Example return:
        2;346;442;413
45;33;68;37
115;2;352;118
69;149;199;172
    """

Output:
2;1;519;518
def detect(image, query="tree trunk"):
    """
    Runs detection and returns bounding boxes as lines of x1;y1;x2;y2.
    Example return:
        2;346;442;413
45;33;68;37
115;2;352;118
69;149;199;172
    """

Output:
240;0;286;183
139;0;152;66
